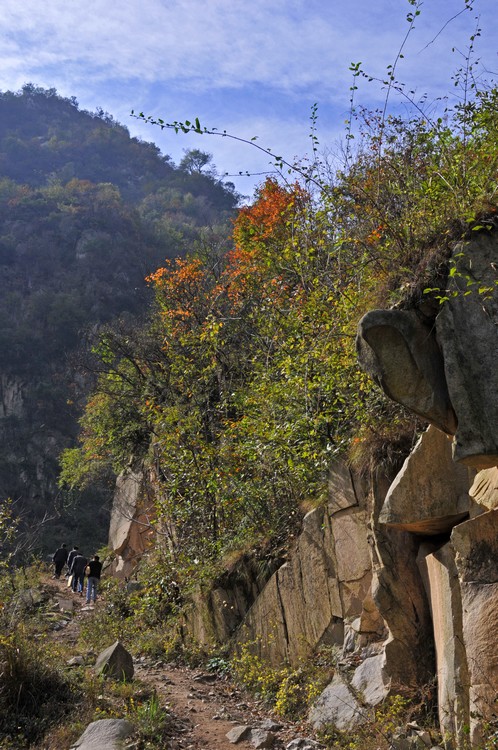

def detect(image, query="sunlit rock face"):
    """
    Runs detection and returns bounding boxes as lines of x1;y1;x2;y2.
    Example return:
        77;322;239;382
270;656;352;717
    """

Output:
423;510;498;749
353;226;498;747
108;466;155;578
109;443;498;747
357;229;498;469
379;426;475;534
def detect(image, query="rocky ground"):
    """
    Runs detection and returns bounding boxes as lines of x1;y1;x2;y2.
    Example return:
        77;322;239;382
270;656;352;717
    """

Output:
47;576;321;750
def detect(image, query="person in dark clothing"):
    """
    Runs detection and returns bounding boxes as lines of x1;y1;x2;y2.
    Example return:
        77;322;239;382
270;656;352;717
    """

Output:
66;545;79;576
52;544;68;578
85;555;103;604
70;553;88;595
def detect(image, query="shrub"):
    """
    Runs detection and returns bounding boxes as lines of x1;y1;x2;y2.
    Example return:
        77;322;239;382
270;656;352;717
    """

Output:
0;628;83;748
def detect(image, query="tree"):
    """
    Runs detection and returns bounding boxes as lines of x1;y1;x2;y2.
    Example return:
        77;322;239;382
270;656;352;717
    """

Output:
179;149;215;176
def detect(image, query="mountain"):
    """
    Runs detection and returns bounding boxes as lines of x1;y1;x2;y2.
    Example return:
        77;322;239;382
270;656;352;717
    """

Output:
0;84;238;555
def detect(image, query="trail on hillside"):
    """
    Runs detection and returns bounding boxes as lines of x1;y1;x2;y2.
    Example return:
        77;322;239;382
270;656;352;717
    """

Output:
47;576;315;750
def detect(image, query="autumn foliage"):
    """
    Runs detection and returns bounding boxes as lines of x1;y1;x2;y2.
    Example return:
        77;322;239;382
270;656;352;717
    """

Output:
61;84;498;586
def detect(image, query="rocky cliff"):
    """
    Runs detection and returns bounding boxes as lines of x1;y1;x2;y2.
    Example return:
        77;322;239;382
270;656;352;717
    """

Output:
108;227;498;749
355;226;498;748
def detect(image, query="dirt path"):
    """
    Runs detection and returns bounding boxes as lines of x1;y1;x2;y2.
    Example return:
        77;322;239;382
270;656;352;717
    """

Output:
47;576;314;750
134;660;301;750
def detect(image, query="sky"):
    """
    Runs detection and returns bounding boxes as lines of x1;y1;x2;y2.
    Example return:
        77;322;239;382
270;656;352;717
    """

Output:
0;0;496;199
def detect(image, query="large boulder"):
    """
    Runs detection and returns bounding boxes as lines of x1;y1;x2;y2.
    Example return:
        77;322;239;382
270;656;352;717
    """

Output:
94;641;134;681
357;230;498;470
69;719;134;750
356;308;457;435
379;426;475;534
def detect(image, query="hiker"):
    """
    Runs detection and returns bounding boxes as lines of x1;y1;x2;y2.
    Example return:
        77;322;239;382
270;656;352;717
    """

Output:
65;545;79;576
52;544;68;579
70;552;88;595
85;555;103;604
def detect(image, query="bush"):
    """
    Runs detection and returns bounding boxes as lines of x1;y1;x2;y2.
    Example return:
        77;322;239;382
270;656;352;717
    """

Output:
0;628;83;748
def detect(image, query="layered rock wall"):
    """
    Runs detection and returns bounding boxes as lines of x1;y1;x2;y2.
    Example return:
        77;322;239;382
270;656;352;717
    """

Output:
354;228;498;747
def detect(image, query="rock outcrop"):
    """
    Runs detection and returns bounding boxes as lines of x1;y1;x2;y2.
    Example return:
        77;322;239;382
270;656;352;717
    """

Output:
356;308;457;435
357;230;498;469
354;228;498;747
379;426;475;534
235;463;373;666
108;466;156;578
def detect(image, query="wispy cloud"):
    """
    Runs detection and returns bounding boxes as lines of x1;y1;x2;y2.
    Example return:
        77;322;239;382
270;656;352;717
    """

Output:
0;0;495;195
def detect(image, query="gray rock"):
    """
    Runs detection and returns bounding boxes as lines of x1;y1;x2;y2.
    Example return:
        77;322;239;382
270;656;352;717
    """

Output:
226;725;251;743
94;640;134;681
69;718;134;749
435;232;498;468
308;673;367;731
285;739;323;750
67;656;85;666
390;732;434;750
350;652;390;706
249;728;275;748
356;308;457;435
413;729;432;747
258;718;283;731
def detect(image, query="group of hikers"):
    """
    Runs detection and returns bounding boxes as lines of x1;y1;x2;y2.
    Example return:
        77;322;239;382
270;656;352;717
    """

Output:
51;544;103;604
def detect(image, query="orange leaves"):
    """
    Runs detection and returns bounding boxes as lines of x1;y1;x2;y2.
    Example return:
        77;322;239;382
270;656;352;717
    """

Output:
146;257;205;289
147;257;211;333
219;178;308;311
145;178;312;343
366;224;385;245
233;178;303;247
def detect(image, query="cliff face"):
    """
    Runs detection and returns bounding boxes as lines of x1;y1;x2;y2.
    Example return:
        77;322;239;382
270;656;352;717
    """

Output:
355;227;498;748
108;228;498;748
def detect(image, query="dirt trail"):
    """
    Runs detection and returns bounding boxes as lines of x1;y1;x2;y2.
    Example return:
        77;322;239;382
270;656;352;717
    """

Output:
48;576;312;750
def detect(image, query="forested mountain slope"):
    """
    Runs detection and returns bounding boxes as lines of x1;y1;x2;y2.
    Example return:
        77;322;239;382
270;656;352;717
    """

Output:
0;85;238;554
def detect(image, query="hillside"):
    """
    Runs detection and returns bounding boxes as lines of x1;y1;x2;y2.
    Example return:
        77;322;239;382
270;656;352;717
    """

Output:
0;85;239;555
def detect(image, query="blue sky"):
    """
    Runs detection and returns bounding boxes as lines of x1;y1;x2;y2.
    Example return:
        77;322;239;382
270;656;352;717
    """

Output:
0;0;496;199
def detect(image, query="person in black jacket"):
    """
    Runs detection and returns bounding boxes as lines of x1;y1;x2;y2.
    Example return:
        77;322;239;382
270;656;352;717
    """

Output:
70;553;88;595
65;545;79;576
52;544;68;578
85;555;103;604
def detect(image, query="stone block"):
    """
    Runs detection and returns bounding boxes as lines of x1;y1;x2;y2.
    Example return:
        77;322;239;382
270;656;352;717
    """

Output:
94;640;134;681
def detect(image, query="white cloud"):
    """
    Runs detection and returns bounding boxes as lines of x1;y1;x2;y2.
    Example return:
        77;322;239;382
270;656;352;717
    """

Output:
0;0;495;195
3;0;488;95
